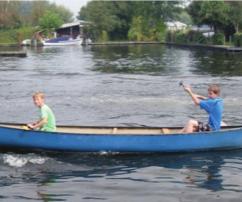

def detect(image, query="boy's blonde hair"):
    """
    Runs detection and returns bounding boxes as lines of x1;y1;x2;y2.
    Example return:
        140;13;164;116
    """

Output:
208;84;220;96
32;92;45;99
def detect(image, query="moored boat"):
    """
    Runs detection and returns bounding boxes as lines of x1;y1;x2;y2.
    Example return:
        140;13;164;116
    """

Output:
42;36;82;46
21;20;91;47
0;123;242;153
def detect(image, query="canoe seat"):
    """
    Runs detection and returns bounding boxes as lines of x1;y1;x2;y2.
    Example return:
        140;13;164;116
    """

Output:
162;128;170;134
112;127;118;134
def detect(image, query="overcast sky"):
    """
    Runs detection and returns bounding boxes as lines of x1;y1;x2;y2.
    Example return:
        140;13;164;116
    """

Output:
50;0;90;18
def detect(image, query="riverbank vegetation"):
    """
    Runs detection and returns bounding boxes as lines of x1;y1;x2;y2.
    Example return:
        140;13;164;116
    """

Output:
1;1;242;47
168;1;242;46
0;1;72;44
78;1;184;42
78;1;242;46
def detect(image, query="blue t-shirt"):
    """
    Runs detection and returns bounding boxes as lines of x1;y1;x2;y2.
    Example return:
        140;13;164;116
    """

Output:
199;98;223;131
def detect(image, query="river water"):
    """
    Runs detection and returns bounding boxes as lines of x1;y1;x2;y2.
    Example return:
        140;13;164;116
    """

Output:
0;44;242;201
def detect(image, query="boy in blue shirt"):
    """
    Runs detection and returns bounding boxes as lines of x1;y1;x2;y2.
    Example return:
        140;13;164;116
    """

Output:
181;84;223;133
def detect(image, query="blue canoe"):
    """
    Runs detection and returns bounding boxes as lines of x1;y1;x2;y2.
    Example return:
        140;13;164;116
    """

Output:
0;123;242;153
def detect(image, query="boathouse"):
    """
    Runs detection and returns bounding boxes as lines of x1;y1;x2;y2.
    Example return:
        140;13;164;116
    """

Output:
55;20;89;39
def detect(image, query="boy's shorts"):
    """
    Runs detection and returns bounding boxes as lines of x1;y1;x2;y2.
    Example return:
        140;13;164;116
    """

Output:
197;121;210;132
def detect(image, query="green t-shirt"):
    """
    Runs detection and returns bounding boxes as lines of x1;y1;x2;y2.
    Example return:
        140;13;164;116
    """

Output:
39;104;56;132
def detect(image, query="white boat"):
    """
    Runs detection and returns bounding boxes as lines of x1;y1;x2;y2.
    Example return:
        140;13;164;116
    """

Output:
22;20;91;46
42;36;82;46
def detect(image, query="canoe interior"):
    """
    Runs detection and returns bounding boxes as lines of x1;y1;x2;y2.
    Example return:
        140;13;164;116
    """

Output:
0;122;241;135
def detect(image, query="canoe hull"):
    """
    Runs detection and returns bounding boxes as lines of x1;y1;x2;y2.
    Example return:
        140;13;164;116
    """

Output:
0;125;242;153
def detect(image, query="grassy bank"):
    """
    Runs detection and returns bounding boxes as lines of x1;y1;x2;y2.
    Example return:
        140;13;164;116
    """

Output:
0;27;37;45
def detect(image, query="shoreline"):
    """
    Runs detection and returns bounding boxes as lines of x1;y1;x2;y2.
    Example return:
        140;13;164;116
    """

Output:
163;42;242;52
0;43;19;47
89;41;242;52
0;51;27;57
1;41;242;52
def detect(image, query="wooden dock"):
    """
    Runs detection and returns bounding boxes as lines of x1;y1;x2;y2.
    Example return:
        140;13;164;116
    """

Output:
87;41;242;52
0;51;27;57
226;47;242;52
88;41;163;46
164;42;242;52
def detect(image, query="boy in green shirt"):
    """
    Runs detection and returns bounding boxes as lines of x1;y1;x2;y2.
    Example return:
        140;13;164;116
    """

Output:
28;92;56;132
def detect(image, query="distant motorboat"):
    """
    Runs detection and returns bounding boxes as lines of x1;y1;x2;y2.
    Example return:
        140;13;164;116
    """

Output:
42;36;82;46
22;20;91;47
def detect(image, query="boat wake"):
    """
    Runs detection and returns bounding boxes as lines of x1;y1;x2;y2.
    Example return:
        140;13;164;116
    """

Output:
2;154;47;168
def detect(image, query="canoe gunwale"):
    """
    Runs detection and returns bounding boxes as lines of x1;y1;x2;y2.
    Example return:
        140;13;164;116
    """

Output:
0;123;242;153
0;122;241;129
0;122;241;136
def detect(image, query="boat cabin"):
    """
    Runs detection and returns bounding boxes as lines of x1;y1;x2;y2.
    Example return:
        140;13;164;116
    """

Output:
55;20;89;39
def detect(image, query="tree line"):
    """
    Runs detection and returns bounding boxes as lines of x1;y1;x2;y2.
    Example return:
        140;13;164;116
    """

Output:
0;1;73;28
188;1;242;41
78;1;185;42
0;1;72;43
1;1;242;46
78;1;242;45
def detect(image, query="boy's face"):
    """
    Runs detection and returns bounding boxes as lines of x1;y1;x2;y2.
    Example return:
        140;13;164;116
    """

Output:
208;90;217;99
33;96;44;107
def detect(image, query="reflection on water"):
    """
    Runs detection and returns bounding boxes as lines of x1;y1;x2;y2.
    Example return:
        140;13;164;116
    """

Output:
1;150;242;201
91;45;242;76
92;45;195;75
192;50;242;76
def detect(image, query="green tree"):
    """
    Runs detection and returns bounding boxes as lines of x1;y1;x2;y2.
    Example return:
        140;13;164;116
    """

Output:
200;1;229;33
0;1;21;28
128;16;144;41
78;1;183;41
187;1;203;25
108;1;133;40
48;3;73;23
29;1;72;26
39;11;64;34
152;1;182;21
187;1;242;42
188;1;229;33
79;1;123;41
177;10;192;25
226;1;242;33
0;1;73;27
31;1;50;26
0;1;73;44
